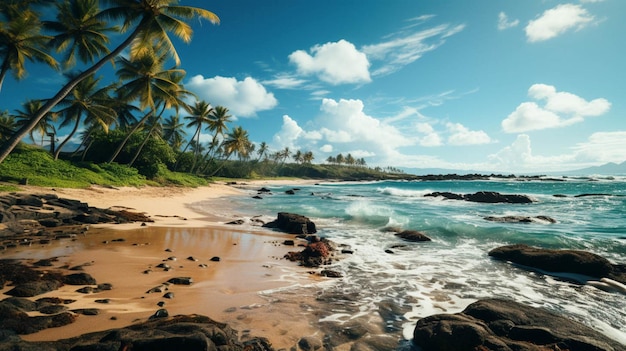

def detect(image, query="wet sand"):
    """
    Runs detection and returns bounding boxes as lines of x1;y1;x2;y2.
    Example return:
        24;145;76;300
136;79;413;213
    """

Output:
1;180;324;349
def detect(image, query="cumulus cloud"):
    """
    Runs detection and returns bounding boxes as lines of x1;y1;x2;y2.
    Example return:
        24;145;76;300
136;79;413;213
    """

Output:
272;98;414;162
502;84;610;133
186;75;277;117
414;122;442;147
525;4;594;42
571;131;626;163
363;23;465;76
288;40;371;85
498;12;519;30
446;122;492;145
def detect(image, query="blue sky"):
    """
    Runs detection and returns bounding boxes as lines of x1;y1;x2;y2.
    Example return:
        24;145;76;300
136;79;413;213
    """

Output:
2;0;625;173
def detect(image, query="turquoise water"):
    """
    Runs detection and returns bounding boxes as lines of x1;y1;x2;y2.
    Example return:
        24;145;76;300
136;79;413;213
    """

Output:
227;177;626;346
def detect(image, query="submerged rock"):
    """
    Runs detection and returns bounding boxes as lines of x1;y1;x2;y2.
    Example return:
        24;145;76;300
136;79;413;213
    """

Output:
484;215;557;223
425;191;535;204
413;298;624;351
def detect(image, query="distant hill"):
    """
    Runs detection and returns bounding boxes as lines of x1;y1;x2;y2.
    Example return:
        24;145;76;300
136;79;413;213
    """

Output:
561;161;626;176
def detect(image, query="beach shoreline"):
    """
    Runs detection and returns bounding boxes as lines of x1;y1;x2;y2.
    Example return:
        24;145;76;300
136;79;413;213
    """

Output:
1;179;324;349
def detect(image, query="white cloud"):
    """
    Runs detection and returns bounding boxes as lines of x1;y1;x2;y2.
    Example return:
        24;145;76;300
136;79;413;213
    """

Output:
498;12;519;30
525;4;594;42
446;122;492;145
414;122;442;147
288;40;371;85
502;84;610;133
271;98;414;162
363;24;465;76
571;131;626;163
262;76;307;89
187;75;277;117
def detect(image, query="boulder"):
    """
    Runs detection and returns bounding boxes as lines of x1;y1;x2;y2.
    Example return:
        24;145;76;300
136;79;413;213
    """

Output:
63;272;97;285
488;244;625;283
394;230;432;242
5;280;62;297
425;191;535;204
413;298;624;351
262;212;317;234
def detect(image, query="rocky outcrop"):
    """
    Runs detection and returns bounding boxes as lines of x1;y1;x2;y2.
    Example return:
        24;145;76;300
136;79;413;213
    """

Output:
262;212;317;235
425;191;535;204
484;215;556;223
394;230;432;242
489;244;626;284
413;298;624;351
0;192;153;248
0;314;275;350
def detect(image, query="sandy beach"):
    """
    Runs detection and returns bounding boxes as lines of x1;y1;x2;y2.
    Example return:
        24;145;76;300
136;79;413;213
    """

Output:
0;180;324;349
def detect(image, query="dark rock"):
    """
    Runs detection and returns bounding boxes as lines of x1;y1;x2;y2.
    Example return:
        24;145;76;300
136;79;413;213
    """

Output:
413;298;624;351
186;256;198;261
484;215;557;223
72;308;100;316
63;272;97;285
298;336;323;351
283;240;295;246
38;304;68;314
425;191;535;204
285;239;334;267
252;196;263;199
320;270;343;278
394;230;432;242
163;292;175;299
489;244;623;283
210;256;220;262
226;219;245;225
94;299;110;304
149;308;169;319
5;280;62;297
167;277;193;285
76;287;94;294
262;212;317;234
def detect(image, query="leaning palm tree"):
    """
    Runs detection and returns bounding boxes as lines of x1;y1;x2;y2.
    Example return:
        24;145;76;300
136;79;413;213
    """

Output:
182;100;213;173
13;99;56;146
128;114;163;167
0;5;58;92
0;0;219;163
52;73;116;160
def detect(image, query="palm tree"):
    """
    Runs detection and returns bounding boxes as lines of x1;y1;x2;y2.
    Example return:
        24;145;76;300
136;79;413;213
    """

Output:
129;114;163;167
108;49;193;163
210;126;251;176
109;88;140;130
0;4;58;92
256;141;268;161
280;147;291;166
44;0;116;70
162;114;186;151
53;74;116;160
0;0;219;163
204;105;231;157
293;150;303;164
0;111;16;141
303;151;314;164
13;99;56;146
183;100;213;172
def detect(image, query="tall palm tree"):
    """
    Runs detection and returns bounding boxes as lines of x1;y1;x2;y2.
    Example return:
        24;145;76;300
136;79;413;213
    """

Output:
303;151;314;164
0;0;219;163
293;150;303;164
0;4;58;92
108;49;193;163
210;126;251;176
13;99;56;146
183;100;213;172
162;114;186;151
44;0;116;70
256;141;268;162
53;74;116;160
128;114;163;167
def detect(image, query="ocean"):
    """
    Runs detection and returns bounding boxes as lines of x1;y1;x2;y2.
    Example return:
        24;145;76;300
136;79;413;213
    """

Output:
225;176;626;347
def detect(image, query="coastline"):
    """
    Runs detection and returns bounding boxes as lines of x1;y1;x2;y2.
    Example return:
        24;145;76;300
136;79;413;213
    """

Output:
1;179;323;349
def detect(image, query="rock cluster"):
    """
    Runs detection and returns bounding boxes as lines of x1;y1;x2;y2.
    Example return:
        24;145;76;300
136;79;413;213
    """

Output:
0;192;153;249
0;314;275;350
413;298;624;351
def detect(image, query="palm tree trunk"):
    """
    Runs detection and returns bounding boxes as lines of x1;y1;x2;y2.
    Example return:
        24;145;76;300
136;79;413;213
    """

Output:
0;55;11;93
129;122;159;167
54;116;81;160
188;126;202;173
108;107;156;163
208;153;232;177
0;24;145;164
